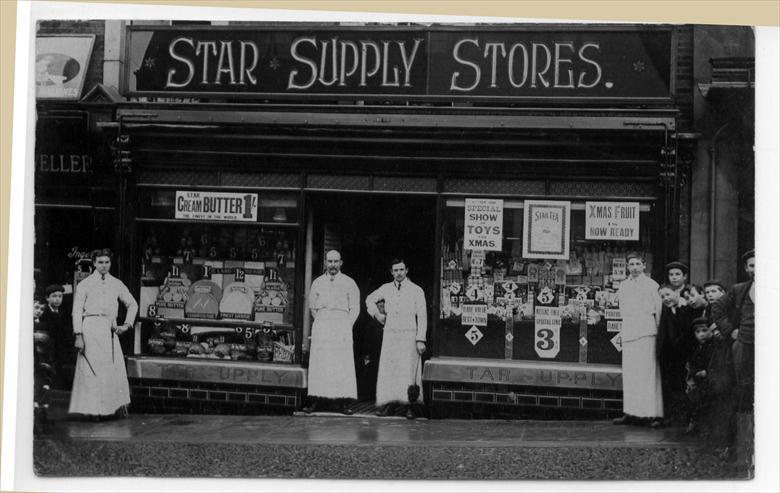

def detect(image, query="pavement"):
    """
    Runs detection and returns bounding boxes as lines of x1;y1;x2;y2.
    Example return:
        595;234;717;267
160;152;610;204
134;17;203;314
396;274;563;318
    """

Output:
32;410;753;480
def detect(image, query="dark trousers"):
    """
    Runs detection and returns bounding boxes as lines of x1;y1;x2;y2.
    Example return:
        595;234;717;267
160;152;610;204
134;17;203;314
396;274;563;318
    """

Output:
732;340;754;411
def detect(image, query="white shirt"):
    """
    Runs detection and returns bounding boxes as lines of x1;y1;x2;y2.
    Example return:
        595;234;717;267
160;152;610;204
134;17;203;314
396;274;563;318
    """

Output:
72;271;138;334
617;274;661;341
309;272;360;325
366;278;427;342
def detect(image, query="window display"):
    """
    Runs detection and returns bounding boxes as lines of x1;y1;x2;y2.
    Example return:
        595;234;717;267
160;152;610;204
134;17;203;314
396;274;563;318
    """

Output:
136;190;299;364
439;199;654;365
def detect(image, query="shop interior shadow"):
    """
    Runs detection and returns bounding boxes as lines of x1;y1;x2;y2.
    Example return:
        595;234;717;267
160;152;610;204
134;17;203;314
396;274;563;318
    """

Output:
310;193;436;404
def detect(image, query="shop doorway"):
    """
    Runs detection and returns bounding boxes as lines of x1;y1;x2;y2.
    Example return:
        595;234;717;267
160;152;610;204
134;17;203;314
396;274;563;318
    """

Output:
308;193;436;402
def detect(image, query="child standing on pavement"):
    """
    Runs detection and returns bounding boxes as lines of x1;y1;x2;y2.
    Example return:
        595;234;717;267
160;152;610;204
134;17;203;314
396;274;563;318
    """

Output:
34;297;55;432
684;317;715;434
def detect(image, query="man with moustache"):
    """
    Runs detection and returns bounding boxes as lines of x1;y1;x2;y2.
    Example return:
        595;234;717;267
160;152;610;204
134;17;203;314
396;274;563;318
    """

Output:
304;250;360;415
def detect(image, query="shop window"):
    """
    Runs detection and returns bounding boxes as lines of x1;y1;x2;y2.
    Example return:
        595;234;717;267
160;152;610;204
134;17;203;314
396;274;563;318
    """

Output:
439;199;654;365
136;190;299;364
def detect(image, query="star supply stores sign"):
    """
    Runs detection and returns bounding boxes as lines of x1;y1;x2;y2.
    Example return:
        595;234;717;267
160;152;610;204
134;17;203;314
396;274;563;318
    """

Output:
125;25;673;102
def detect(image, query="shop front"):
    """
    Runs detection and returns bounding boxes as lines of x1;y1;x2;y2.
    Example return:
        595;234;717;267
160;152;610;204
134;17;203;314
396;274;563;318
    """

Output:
112;23;684;416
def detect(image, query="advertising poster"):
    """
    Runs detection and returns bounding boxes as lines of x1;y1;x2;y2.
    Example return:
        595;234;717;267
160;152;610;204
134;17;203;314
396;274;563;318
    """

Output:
175;191;258;222
464;198;503;251
36;35;95;99
522;200;571;259
585;202;640;240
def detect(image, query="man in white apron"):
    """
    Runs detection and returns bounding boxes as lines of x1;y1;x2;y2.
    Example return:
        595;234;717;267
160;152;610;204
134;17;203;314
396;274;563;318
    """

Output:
366;259;427;419
305;250;360;415
613;252;664;428
69;248;138;420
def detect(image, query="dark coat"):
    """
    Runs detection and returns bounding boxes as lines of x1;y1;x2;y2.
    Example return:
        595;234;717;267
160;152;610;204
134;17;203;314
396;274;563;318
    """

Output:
38;305;75;388
714;281;753;341
657;304;696;361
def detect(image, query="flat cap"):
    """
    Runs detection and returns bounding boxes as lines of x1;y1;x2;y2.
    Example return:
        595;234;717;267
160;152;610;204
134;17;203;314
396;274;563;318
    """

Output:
44;284;64;296
703;279;726;291
665;261;689;274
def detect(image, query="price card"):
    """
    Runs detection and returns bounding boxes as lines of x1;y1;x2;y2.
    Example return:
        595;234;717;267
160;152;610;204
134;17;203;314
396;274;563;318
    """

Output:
610;332;623;352
534;306;561;358
461;303;488;326
470;250;486;269
465;326;484;346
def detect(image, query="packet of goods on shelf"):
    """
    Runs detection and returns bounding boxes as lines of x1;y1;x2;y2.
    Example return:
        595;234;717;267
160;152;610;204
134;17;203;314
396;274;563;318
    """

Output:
213;342;257;360
244;261;265;295
185;279;222;319
220;282;255;320
273;341;294;363
254;279;288;324
155;277;190;318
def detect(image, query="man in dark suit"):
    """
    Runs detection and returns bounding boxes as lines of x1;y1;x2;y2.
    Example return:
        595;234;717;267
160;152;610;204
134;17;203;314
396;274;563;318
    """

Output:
716;249;755;411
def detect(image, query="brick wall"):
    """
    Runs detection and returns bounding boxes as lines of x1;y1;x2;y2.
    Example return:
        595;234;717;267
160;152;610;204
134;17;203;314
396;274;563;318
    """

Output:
36;20;105;99
674;25;694;132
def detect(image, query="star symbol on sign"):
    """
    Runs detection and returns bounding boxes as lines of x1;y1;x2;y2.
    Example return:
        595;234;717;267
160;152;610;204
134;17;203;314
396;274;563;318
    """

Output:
633;61;646;72
269;57;280;70
144;57;156;69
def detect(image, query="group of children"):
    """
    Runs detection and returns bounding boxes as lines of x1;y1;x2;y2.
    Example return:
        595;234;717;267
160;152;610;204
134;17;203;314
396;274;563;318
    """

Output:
655;261;736;448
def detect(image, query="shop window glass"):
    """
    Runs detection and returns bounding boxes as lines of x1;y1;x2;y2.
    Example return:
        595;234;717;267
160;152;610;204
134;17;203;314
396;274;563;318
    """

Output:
136;216;298;364
439;199;654;365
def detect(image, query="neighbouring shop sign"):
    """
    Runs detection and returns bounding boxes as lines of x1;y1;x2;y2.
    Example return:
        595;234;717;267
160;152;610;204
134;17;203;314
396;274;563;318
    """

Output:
522;200;571;259
175;191;258;222
126;26;672;101
34;114;107;197
585;201;640;240
464;198;503;251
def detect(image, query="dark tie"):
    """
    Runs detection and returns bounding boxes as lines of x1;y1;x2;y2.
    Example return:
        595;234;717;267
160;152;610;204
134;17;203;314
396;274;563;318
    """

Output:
396;282;401;290
101;273;106;281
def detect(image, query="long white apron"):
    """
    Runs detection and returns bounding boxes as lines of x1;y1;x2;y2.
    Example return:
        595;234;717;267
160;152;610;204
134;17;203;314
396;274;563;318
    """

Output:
375;326;421;406
68;316;130;416
307;310;357;399
618;274;664;418
621;335;664;418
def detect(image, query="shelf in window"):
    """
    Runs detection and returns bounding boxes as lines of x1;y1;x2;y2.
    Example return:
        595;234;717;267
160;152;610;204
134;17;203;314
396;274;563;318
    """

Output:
135;217;299;227
139;316;294;330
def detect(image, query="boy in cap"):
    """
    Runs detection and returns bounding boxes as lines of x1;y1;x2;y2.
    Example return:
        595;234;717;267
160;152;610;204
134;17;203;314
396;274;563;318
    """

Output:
40;284;73;388
665;261;690;304
657;284;695;424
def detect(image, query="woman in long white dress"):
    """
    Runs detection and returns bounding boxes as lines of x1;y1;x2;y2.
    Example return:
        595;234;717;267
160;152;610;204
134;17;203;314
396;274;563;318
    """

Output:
69;249;138;419
613;252;664;427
